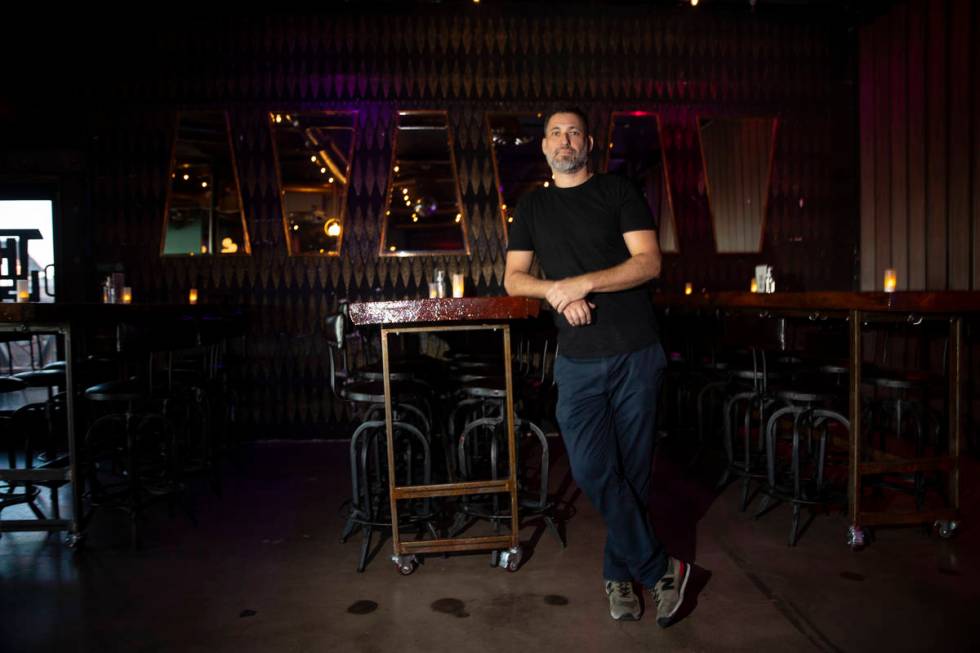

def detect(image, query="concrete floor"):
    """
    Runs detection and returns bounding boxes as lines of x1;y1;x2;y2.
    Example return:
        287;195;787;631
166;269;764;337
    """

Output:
1;436;978;653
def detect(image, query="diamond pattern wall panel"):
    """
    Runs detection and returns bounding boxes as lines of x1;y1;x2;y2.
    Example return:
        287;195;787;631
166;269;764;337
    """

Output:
86;8;856;438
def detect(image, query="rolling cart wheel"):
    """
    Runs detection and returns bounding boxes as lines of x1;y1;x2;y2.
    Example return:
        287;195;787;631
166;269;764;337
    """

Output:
935;520;959;539
846;525;866;550
498;546;522;572
489;550;500;567
392;554;417;576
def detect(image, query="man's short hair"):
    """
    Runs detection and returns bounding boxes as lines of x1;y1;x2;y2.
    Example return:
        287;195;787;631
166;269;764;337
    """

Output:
542;106;590;137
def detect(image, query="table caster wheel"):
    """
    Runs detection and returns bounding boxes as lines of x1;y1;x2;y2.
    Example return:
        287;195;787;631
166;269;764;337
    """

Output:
846;525;866;550
489;550;500;567
497;546;522;572
935;520;959;539
392;554;417;576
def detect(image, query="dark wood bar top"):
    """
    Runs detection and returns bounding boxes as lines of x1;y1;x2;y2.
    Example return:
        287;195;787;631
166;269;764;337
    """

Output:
348;297;541;326
651;291;980;315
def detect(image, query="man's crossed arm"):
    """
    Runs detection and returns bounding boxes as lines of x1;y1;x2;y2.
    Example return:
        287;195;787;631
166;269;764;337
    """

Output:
503;230;661;327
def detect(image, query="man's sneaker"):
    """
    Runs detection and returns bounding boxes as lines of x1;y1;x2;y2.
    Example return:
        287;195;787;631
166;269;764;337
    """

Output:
652;557;691;627
604;580;642;621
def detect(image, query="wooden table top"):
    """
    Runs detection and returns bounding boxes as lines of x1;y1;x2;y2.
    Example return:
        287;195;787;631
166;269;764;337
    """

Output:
348;296;541;326
650;291;980;315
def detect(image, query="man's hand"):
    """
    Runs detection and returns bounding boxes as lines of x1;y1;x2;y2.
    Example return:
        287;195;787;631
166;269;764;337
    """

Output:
562;299;596;326
546;277;592;313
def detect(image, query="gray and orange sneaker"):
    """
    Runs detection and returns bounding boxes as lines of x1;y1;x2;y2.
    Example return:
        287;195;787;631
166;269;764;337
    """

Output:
652;557;691;627
604;580;642;621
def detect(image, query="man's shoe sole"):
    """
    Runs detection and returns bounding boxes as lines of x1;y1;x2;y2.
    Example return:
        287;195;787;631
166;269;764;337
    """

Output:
656;562;691;628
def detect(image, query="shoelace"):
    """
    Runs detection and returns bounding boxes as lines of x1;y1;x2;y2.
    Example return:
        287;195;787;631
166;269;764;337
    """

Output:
611;581;633;599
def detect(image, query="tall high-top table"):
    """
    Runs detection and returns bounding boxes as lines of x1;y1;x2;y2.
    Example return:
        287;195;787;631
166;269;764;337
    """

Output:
651;291;978;548
0;302;244;546
348;296;541;574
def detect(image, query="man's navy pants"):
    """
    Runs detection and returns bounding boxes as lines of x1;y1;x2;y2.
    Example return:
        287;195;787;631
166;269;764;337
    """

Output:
554;342;668;588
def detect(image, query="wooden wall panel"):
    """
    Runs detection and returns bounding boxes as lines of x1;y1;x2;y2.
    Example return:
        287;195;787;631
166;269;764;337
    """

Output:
906;0;927;290
859;27;876;290
889;5;908;290
861;0;979;291
948;0;972;290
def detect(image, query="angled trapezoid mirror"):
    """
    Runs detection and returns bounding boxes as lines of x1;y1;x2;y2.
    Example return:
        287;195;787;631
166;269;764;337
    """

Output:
485;112;553;240
380;110;469;257
697;116;778;254
269;110;357;256
603;112;679;253
162;111;250;256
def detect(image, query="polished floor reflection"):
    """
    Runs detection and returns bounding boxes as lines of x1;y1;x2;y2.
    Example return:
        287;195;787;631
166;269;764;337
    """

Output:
2;438;978;652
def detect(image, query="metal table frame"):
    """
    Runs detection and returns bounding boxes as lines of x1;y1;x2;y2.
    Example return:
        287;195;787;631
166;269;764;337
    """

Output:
349;297;540;574
0;317;82;545
653;291;975;548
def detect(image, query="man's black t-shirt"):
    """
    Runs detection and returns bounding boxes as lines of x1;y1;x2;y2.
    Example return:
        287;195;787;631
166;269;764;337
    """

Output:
507;173;659;359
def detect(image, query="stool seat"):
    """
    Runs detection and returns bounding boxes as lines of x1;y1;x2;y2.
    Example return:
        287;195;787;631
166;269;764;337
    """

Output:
0;377;27;393
340;379;427;404
42;361;66;371
84;380;146;403
459;377;506;399
776;387;838;404
13;369;65;388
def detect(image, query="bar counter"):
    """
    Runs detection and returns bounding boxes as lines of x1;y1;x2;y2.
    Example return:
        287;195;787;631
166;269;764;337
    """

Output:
0;302;244;545
652;290;978;547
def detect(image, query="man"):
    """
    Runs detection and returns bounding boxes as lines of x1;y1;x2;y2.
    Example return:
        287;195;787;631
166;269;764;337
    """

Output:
503;107;689;627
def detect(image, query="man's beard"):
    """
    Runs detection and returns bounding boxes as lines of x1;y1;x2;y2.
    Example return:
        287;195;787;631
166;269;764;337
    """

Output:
547;146;589;173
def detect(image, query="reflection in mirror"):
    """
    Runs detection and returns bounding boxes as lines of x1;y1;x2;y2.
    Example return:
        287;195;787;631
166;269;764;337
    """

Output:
485;113;553;239
698;117;777;253
270;111;356;256
380;111;468;256
603;112;678;253
162;111;249;256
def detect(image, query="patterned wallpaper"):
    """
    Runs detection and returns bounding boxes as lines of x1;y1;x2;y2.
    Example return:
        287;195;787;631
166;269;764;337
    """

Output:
82;8;857;437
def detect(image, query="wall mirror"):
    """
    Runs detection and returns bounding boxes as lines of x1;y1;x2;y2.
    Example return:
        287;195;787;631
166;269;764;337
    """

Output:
485;113;553;240
603;112;679;253
269;111;356;256
380;111;468;256
162;111;250;256
698;116;778;253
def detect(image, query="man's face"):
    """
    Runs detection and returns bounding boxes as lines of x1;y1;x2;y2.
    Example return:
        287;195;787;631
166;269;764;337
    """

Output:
542;113;593;174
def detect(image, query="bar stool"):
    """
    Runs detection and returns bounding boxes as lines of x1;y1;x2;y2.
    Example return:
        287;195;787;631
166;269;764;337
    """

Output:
718;350;784;511
447;376;564;550
757;375;849;545
862;368;942;511
82;380;179;547
0;377;37;521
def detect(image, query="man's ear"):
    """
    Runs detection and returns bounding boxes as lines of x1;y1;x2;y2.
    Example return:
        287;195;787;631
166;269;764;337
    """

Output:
542;136;548;157
588;134;594;153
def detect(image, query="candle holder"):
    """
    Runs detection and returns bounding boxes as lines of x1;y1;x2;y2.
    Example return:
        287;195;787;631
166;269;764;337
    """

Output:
16;279;30;302
188;288;199;304
884;268;897;293
122;287;133;304
451;273;465;298
684;282;693;295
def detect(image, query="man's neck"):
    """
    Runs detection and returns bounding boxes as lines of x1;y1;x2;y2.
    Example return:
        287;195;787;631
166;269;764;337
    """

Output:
552;168;593;188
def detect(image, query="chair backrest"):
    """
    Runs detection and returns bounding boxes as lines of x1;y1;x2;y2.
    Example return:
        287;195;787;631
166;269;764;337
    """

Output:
324;312;350;396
